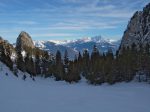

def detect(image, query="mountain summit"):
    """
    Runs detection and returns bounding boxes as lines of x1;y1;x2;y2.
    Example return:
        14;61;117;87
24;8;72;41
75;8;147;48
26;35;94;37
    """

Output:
16;31;35;51
120;3;150;49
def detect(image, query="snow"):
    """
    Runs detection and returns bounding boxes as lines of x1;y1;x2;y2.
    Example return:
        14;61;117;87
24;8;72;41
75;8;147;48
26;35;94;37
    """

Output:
11;52;16;62
33;40;46;48
0;62;150;112
21;50;26;57
48;40;71;45
33;37;120;59
34;36;119;46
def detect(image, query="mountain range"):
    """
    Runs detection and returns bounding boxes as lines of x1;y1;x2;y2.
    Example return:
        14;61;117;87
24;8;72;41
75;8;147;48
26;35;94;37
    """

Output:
4;3;150;60
34;36;121;59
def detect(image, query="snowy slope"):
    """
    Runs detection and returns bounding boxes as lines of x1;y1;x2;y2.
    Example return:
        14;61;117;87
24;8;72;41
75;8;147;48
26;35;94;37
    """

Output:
0;62;150;112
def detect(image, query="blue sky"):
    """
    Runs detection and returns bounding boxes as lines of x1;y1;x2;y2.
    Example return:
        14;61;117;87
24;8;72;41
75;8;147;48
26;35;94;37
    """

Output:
0;0;149;43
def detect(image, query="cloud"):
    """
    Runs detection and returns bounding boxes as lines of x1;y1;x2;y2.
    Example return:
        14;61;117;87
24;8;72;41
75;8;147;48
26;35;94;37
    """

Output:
17;21;37;25
0;20;37;25
48;22;118;30
31;33;74;37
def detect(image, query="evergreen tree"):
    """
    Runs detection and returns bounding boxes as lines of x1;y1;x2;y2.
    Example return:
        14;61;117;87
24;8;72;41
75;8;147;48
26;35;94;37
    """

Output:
30;57;36;76
16;51;25;72
91;45;100;61
104;48;114;83
87;45;104;85
41;51;50;77
65;60;81;83
0;43;13;71
77;52;82;74
5;53;13;70
0;44;6;63
24;52;30;74
64;50;69;75
82;49;90;77
54;50;63;81
78;52;82;62
35;51;41;75
145;43;150;76
64;50;69;66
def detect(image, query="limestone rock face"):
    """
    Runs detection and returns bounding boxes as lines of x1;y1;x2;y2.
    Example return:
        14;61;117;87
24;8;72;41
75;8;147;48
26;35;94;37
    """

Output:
120;3;150;49
16;31;35;51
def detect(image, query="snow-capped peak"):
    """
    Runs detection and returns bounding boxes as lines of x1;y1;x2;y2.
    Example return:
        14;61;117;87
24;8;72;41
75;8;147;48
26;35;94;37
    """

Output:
33;41;46;48
79;37;91;42
48;40;71;45
91;35;102;42
33;35;120;59
34;35;118;46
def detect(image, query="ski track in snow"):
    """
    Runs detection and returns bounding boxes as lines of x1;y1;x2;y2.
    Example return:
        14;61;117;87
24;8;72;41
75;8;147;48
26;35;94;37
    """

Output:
0;62;150;112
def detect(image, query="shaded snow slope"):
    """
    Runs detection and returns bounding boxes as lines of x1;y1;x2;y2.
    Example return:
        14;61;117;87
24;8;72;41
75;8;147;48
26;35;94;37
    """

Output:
0;62;150;112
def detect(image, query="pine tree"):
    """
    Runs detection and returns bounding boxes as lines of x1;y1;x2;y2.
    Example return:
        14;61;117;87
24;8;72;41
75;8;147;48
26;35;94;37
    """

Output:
54;50;63;81
86;45;104;85
82;49;90;77
91;45;100;61
104;48;114;83
64;50;69;75
24;52;30;74
41;51;50;77
78;52;82;62
30;57;36;76
0;44;6;63
16;51;25;72
77;52;82;74
5;53;13;71
35;51;41;75
56;50;61;65
142;43;150;81
64;50;69;66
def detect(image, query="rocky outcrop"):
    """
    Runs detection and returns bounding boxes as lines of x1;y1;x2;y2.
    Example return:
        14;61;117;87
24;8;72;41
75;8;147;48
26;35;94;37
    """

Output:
16;31;35;51
120;3;150;49
0;36;4;44
0;36;15;56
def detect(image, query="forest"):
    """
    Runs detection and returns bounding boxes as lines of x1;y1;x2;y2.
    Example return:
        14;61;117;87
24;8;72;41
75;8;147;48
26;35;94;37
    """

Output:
0;39;150;85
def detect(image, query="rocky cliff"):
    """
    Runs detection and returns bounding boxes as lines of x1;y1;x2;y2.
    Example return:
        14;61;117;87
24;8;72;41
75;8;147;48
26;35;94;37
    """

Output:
120;3;150;49
16;31;35;51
